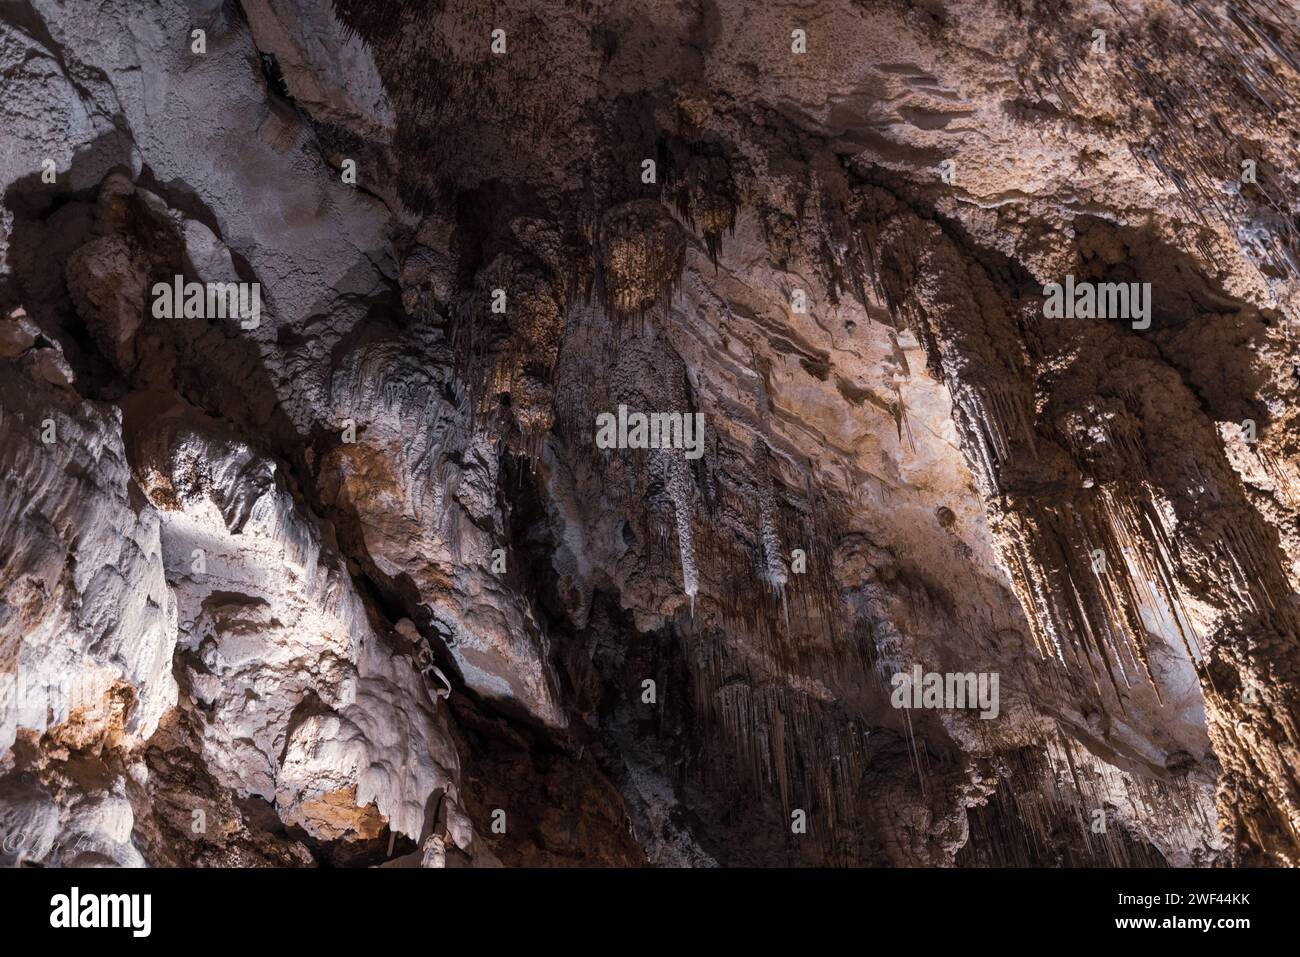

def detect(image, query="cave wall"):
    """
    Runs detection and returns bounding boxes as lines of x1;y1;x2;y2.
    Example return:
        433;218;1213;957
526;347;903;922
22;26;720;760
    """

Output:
3;0;1300;867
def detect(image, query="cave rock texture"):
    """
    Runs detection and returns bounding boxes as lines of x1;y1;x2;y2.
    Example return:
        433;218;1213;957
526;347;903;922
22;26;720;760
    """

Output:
3;0;1300;869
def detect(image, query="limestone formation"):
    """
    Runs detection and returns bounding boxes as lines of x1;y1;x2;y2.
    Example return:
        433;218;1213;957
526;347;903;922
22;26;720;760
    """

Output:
3;0;1300;870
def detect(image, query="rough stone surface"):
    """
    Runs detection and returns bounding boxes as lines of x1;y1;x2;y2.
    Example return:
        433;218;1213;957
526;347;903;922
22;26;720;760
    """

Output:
3;0;1300;868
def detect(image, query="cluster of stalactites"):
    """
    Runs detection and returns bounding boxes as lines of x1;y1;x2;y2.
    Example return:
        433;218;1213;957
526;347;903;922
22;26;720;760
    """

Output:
1023;1;1300;289
661;142;739;268
448;253;567;460
594;200;688;323
687;632;875;865
960;742;1212;866
1000;486;1202;714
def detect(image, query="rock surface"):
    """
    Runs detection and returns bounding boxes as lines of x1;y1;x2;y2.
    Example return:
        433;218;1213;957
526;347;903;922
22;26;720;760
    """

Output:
3;0;1300;867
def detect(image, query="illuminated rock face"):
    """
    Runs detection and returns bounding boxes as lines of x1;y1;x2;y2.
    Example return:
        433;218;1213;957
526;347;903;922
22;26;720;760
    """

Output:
2;0;1300;868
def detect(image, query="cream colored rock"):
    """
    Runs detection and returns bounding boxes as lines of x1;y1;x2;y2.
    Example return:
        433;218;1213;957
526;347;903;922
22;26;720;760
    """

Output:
123;395;465;843
0;349;177;755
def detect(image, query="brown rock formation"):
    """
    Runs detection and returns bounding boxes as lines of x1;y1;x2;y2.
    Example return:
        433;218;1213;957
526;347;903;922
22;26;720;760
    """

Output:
3;0;1300;870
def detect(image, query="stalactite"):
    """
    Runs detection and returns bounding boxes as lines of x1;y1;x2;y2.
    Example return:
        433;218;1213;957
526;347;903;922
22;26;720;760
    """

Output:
660;448;700;609
595;200;688;322
1032;0;1300;294
685;630;875;865
661;140;740;268
957;739;1214;866
754;436;789;603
